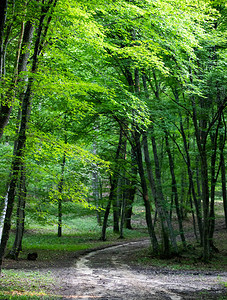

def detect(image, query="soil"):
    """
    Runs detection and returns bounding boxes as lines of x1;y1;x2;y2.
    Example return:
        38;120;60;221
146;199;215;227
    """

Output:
2;219;227;299
53;239;227;300
3;238;227;300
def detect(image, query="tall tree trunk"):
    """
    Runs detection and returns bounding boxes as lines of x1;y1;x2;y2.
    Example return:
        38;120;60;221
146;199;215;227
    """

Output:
93;169;102;226
142;73;176;255
113;129;125;233
0;98;23;242
180;169;187;219
200;153;210;261
150;130;178;255
191;97;210;261
101;197;111;241
113;194;120;233
0;1;57;272
0;192;8;242
220;130;227;229
134;130;159;253
101;172;120;240
142;73;165;252
196;156;202;201
125;146;137;230
143;132;176;256
180;118;203;244
0;78;32;271
119;175;126;239
101;127;125;240
118;138;127;238
6;162;27;260
188;184;199;242
124;180;135;230
0;0;7;78
208;123;221;250
92;143;102;226
221;152;227;230
165;133;186;249
0;21;34;139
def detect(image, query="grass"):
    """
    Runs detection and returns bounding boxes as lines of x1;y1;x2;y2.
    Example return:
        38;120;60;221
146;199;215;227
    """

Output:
0;269;58;299
7;216;148;262
134;223;227;272
136;245;227;272
1;202;226;299
6;209;148;261
0;205;148;299
0;296;58;300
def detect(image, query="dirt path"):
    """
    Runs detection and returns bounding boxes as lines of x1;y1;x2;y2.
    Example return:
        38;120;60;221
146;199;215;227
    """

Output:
49;240;227;300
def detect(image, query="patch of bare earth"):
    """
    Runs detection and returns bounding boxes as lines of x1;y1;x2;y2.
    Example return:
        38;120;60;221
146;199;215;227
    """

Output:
2;220;227;299
47;239;226;300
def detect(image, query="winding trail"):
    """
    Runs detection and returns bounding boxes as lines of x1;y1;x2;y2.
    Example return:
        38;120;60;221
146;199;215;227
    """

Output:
52;240;227;300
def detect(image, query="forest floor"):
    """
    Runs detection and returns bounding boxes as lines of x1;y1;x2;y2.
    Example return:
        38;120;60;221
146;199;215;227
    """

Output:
1;212;227;299
50;238;227;300
2;223;227;300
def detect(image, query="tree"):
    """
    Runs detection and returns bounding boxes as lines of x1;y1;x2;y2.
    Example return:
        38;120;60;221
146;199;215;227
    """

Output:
0;0;58;271
0;0;226;267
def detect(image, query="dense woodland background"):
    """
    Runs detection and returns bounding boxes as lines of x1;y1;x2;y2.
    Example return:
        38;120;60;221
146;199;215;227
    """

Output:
0;0;226;271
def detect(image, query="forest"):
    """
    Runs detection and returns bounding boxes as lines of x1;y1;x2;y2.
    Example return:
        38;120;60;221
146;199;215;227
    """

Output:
0;0;226;295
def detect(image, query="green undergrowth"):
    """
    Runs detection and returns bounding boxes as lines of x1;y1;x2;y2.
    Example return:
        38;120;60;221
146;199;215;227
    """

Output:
0;297;58;300
137;250;227;272
1;203;226;299
0;269;59;299
6;213;148;262
136;233;227;272
134;203;227;273
0;209;148;299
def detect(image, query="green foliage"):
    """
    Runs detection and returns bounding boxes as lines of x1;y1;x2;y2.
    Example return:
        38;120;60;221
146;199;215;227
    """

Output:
0;0;226;269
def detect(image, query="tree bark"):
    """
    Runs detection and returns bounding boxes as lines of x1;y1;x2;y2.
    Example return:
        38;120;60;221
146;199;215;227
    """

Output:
0;21;34;139
119;188;126;239
142;72;177;255
150;129;178;255
112;129;125;233
118;138;127;238
0;0;57;272
113;194;120;233
0;78;32;271
208;122;221;250
101;198;111;241
101;127;125;240
0;0;7;78
6;163;26;260
134;130;159;253
220;130;227;229
124;179;136;229
165;133;186;249
125;146;137;229
180;118;203;244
